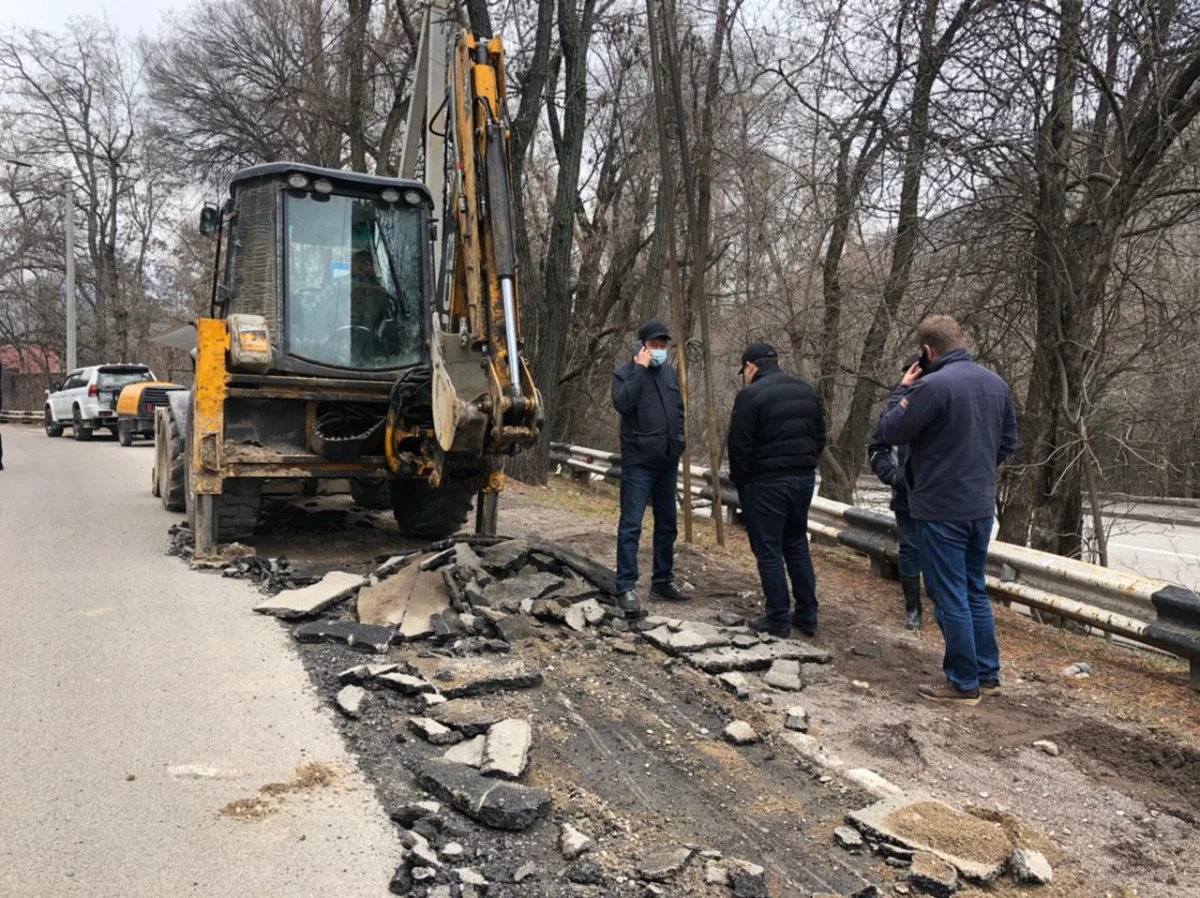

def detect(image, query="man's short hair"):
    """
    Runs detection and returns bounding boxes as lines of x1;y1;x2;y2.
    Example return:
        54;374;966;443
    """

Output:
916;315;968;355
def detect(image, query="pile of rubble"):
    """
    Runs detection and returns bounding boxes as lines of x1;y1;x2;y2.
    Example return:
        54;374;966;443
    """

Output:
243;534;845;896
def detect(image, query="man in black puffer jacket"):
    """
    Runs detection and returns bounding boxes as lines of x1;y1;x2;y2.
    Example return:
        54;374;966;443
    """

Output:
728;343;826;637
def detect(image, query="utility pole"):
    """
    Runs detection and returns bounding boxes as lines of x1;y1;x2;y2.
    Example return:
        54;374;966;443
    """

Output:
645;0;693;544
64;182;76;370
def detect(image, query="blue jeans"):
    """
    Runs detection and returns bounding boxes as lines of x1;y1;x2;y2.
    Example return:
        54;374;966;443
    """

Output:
615;462;678;593
895;508;921;581
916;518;1000;691
739;474;818;627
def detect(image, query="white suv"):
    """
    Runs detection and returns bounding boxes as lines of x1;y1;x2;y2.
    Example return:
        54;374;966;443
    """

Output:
44;365;156;441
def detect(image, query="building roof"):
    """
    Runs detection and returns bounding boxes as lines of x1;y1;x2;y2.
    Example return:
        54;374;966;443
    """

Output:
0;345;62;374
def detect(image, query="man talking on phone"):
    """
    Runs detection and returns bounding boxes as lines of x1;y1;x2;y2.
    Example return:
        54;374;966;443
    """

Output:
879;316;1017;705
611;319;689;618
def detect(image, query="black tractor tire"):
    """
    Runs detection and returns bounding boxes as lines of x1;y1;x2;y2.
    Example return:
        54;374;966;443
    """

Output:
389;478;476;540
160;408;186;512
350;477;392;510
72;407;92;441
44;408;63;438
118;419;134;447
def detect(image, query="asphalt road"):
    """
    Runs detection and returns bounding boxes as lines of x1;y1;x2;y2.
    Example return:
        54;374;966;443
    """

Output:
0;426;398;897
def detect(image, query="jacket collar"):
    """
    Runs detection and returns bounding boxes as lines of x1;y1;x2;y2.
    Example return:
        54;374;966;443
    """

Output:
751;359;781;383
928;348;971;374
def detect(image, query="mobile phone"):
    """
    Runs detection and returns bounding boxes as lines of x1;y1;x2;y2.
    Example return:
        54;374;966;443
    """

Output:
918;349;930;373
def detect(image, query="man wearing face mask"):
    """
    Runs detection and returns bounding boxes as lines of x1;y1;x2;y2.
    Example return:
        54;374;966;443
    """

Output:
611;319;689;618
728;343;826;637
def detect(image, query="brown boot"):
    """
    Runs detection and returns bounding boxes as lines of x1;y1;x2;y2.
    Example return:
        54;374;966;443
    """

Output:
917;682;980;706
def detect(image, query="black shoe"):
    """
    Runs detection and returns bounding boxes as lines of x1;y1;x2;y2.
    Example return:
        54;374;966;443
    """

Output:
901;577;922;631
979;678;1002;695
791;614;817;638
748;616;791;638
617;590;645;618
649;581;690;603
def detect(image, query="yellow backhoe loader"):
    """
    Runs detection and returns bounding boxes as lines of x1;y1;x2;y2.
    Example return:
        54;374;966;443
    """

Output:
155;1;542;556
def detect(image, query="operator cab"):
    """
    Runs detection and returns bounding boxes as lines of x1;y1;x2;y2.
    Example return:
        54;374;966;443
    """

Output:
205;163;434;380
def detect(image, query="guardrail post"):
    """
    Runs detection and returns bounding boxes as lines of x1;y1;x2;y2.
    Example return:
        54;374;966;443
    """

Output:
570;468;590;487
870;555;900;582
1148;585;1200;691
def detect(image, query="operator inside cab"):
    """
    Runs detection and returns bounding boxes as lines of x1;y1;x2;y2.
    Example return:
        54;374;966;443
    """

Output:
344;239;401;364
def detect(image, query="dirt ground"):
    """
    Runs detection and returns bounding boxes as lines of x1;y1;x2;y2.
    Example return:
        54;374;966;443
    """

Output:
494;477;1200;898
240;476;1200;898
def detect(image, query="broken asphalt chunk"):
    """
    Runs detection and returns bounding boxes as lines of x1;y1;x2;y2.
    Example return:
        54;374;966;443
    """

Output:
526;540;618;595
336;685;367;718
717;671;751;699
408;717;464;746
560;822;593;860
685;640;832;673
443;734;486;767
481;572;564;608
337;662;399;684
1009;849;1053;885
762;659;803;691
416;760;551;831
480;718;532;780
847;793;1011;883
377;672;435;695
408;656;543;699
293;620;394;654
254;570;366;619
724;721;760;745
728;859;768;898
910;851;960;897
638;847;694;882
429;699;509;736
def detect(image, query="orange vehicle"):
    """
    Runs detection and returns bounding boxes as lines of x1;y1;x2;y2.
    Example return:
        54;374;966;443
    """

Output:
116;381;186;446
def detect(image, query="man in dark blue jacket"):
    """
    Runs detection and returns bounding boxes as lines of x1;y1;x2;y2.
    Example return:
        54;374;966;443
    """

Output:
879;316;1017;705
728;343;826;637
868;356;922;630
611;319;689;617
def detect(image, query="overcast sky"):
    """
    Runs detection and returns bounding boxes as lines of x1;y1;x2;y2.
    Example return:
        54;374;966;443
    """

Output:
0;0;180;38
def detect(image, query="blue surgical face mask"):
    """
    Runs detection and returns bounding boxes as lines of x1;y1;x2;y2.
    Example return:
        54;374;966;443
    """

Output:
649;348;668;367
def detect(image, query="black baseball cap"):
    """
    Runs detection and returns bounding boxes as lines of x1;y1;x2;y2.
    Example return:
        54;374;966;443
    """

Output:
739;342;778;374
637;319;671;342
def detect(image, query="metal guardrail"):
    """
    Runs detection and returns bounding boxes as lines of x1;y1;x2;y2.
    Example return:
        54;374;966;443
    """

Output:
0;410;40;424
552;441;1200;689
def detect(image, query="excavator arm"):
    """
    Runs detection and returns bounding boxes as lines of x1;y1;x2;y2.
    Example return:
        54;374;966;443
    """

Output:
393;2;541;476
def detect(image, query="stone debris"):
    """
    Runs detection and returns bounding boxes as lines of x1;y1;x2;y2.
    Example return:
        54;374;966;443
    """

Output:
724;721;760;745
686;640;833;674
909;851;959;898
717;611;745;627
763;658;803;691
374;554;409;579
429;699;509;736
293;620;394;654
717;671;751;700
338;662;399;684
731;634;760;649
638;847;694;881
560;822;593;860
389;801;441;827
835;825;865;850
784;706;810;732
377;672;435;695
409;656;543;698
443;735;486;767
728;859;768;898
439;842;464;859
1009;849;1053;885
563;603;588;632
853;643;883;660
335;685;367;718
705;861;730;885
576;598;607;625
1060;662;1092;678
1032;740;1060;757
848;793;1012;883
566;860;605;885
254;570;366;619
417;760;551;831
481;572;564;608
513;861;537;882
408;717;464;746
480;718;532;780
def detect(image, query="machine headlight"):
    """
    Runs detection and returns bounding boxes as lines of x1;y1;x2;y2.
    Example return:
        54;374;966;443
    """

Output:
403;189;424;206
287;173;310;190
313;179;334;195
228;314;273;374
380;188;401;203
